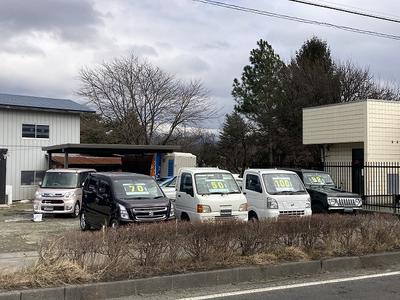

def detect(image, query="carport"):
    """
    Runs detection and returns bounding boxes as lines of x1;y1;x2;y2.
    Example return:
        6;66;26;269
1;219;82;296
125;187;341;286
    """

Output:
42;143;181;178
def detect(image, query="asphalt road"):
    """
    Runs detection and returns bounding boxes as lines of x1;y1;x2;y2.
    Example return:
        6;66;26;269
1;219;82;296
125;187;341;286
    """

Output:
113;269;400;300
183;273;400;300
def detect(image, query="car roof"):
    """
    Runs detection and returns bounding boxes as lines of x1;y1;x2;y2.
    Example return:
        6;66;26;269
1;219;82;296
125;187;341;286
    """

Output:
246;168;298;175
46;168;95;173
180;167;231;174
283;168;329;174
92;172;153;180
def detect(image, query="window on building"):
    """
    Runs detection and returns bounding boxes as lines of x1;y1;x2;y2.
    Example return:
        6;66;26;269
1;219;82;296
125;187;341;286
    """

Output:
21;171;46;186
22;124;36;138
36;125;49;138
22;124;49;138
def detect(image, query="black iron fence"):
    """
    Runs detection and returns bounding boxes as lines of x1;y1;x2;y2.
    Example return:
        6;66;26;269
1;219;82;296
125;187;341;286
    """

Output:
324;162;400;214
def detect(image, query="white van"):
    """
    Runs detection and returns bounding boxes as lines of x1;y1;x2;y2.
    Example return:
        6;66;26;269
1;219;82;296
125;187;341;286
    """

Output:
175;168;248;222
243;169;311;220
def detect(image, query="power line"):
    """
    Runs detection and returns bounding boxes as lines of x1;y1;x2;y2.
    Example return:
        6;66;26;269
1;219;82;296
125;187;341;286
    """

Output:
192;0;400;41
314;0;400;20
288;0;400;24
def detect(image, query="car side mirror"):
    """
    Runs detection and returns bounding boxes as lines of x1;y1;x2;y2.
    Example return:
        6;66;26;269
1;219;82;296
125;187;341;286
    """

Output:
38;181;42;187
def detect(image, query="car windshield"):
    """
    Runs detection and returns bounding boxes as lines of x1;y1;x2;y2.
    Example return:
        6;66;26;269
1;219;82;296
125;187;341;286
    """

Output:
303;172;335;186
159;176;177;187
195;173;241;195
263;173;307;195
112;177;164;199
41;172;78;189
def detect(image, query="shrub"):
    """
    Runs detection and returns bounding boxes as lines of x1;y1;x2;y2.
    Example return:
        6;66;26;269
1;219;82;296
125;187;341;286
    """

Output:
3;213;400;290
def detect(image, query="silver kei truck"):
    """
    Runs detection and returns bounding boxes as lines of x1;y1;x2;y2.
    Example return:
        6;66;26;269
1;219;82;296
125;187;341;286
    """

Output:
33;168;95;217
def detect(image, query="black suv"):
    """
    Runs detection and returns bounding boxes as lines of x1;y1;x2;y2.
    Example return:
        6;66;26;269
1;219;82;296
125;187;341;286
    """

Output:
80;172;175;230
286;169;362;213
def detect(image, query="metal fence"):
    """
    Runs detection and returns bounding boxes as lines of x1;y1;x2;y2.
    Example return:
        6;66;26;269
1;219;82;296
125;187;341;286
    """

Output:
324;162;400;214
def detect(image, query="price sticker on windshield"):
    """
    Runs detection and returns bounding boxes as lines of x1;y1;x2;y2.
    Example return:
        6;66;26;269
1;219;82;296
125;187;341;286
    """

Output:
206;180;229;193
123;183;149;195
309;176;325;184
272;177;294;191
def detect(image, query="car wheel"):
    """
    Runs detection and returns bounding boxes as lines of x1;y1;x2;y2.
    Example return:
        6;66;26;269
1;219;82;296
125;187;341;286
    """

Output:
71;202;80;218
110;218;119;228
181;213;190;222
248;212;258;222
79;211;90;231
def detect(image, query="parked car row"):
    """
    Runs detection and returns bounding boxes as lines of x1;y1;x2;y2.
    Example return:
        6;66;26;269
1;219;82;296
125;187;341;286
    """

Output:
32;166;362;230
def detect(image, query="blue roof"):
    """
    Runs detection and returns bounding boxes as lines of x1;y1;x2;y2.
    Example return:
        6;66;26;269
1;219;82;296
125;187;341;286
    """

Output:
0;93;95;113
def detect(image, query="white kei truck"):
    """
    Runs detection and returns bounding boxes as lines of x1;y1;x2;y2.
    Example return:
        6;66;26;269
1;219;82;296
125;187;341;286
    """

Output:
243;169;312;220
174;168;248;222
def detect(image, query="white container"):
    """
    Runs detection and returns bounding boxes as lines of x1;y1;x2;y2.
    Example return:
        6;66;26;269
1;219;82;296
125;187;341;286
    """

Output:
33;213;43;222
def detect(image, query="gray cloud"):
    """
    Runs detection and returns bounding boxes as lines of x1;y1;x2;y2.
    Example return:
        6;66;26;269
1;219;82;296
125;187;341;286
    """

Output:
0;0;399;130
0;0;103;42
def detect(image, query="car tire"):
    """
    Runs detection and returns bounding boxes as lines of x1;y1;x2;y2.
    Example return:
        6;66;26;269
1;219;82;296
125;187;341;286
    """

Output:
249;212;258;222
181;213;190;222
110;218;119;228
79;211;90;231
71;202;80;218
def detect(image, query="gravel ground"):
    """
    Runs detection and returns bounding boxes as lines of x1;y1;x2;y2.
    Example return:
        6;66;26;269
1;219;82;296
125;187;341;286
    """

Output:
0;201;79;253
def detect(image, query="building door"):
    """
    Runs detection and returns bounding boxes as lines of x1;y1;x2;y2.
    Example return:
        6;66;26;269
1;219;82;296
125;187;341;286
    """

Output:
352;148;364;195
0;149;7;204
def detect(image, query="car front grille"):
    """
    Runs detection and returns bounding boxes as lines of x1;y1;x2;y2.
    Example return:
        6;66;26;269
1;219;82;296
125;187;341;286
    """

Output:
41;199;64;204
337;198;357;207
279;210;305;216
131;206;168;221
42;193;64;198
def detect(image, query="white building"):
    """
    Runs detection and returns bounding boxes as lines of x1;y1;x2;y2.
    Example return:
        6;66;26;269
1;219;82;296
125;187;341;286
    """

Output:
0;93;93;203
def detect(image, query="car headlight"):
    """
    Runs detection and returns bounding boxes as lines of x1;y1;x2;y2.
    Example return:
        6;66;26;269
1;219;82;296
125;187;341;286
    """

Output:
64;191;75;198
239;203;248;212
34;191;41;199
267;197;279;209
197;204;211;213
327;197;338;206
119;204;129;220
354;198;362;206
305;197;311;208
170;203;175;217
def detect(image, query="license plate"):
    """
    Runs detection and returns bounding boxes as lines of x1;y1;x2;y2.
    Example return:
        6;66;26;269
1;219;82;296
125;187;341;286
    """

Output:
344;207;353;213
43;207;53;211
220;209;232;216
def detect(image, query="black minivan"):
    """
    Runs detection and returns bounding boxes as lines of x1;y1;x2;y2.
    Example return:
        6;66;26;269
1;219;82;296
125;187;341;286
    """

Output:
80;172;175;230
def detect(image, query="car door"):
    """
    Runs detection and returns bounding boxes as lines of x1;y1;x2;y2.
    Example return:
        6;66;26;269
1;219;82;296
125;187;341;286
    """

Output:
244;173;265;218
176;173;196;219
83;175;98;225
97;179;113;226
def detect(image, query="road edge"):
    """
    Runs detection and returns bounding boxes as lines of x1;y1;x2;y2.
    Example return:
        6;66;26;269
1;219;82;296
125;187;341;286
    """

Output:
1;251;400;300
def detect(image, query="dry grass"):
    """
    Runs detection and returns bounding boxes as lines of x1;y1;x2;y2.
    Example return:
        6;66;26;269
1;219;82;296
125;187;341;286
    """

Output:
2;213;400;290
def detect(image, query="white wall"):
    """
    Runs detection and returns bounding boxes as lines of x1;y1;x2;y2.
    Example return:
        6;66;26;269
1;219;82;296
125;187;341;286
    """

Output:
0;108;80;200
303;102;367;145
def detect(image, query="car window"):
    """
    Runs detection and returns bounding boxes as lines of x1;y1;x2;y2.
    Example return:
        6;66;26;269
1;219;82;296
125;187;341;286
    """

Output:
87;176;98;192
112;177;164;199
99;180;111;196
180;173;193;194
263;173;307;195
246;174;262;193
195;173;240;195
78;172;89;187
303;172;335;185
166;177;177;188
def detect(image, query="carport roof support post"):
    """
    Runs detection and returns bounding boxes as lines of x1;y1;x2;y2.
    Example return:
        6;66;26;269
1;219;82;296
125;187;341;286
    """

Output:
64;151;68;168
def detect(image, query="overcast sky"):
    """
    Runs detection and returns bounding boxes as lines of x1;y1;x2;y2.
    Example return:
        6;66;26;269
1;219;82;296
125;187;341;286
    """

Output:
0;0;399;128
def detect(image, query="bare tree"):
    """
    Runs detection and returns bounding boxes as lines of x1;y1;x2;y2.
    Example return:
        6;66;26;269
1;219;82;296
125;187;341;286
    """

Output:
78;54;216;145
338;61;400;102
